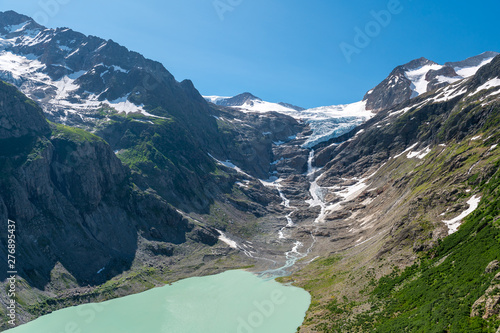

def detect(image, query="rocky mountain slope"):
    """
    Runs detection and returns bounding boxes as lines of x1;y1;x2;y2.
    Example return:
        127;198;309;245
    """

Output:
0;10;299;213
288;54;500;332
0;80;258;328
0;11;306;328
1;9;500;333
363;51;499;111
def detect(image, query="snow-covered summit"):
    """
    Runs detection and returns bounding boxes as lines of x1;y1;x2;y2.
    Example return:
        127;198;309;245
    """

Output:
363;52;499;111
204;92;304;113
0;10;204;126
445;51;499;77
205;52;498;148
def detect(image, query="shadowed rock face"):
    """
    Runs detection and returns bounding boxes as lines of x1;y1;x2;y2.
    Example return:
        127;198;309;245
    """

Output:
0;81;192;287
468;54;500;90
426;66;460;91
0;82;50;139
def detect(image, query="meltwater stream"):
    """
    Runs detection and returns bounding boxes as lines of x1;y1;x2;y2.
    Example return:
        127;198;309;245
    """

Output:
6;199;315;333
7;150;333;333
259;150;320;279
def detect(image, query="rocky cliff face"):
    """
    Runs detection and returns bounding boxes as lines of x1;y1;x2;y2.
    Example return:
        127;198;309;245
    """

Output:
0;82;49;139
0;80;216;291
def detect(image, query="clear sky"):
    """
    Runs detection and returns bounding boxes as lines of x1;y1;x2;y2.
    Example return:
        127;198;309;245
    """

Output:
1;0;499;108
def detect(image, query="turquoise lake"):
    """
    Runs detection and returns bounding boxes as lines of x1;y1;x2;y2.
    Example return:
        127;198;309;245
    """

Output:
7;270;311;333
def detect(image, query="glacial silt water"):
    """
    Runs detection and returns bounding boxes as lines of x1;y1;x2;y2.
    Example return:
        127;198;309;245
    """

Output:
7;270;310;333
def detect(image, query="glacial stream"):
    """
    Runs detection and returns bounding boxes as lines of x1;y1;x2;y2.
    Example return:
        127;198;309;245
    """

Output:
259;150;320;278
7;150;333;333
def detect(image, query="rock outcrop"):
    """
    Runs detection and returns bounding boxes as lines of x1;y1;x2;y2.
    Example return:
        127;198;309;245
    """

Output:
0;81;192;287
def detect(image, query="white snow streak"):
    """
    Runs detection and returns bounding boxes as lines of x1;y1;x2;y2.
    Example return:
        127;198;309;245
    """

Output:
442;195;481;235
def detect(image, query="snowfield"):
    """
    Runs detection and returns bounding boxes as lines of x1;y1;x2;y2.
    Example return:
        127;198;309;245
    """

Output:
205;95;374;148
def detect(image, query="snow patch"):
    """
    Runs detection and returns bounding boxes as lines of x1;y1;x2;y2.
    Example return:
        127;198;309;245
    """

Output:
203;95;232;104
394;143;418;159
405;64;443;98
111;65;128;73
454;57;495;77
5;22;30;33
208;154;252;177
432;85;468;103
407;146;431;159
67;70;87;80
336;179;369;202
389;100;429;116
0;51;45;81
217;230;239;249
442;195;481;235
471;78;500;95
436;75;462;84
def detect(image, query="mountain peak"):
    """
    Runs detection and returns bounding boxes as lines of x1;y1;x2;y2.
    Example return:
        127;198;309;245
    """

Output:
403;57;437;70
363;52;499;111
207;92;262;108
0;10;33;23
0;11;208;130
203;93;308;114
0;10;44;34
235;92;262;101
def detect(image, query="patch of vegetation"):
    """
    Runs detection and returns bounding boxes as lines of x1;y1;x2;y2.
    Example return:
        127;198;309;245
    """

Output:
51;122;105;143
317;255;342;267
24;266;165;317
119;141;173;172
342;162;500;332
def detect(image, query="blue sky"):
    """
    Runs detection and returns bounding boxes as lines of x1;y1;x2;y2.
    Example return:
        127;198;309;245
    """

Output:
1;0;499;108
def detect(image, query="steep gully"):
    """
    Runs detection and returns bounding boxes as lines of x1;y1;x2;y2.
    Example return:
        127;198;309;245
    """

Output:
217;147;376;279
